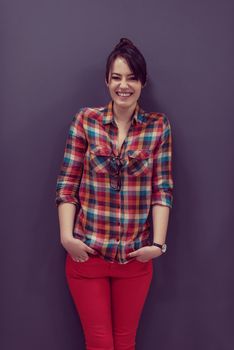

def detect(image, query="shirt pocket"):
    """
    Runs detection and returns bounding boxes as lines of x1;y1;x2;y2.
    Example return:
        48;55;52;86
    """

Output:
127;149;152;176
89;145;112;174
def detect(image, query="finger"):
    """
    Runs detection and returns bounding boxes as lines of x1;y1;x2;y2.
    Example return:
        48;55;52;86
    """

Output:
128;252;138;257
71;255;78;261
86;246;98;255
78;253;89;260
70;254;84;261
72;256;87;262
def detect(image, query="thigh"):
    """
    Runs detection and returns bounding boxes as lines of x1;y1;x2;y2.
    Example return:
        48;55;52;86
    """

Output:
111;260;153;350
65;254;114;350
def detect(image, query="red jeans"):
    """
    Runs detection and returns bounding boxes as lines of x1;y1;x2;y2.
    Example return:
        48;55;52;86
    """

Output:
65;253;153;350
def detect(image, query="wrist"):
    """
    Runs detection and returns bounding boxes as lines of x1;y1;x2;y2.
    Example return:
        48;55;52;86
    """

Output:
151;245;162;252
61;235;74;247
152;242;167;253
150;245;163;257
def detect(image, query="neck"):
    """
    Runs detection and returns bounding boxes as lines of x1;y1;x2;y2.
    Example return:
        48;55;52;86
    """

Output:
113;102;137;125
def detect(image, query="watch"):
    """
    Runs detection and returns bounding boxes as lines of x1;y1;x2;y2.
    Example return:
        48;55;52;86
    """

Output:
152;242;167;253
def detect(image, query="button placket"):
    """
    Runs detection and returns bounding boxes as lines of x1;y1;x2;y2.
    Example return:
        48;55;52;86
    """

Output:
116;190;121;242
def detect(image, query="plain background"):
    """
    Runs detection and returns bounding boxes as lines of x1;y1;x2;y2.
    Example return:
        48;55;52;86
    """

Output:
1;0;234;349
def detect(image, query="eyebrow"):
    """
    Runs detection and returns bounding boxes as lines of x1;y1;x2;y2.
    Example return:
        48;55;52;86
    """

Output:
111;73;135;76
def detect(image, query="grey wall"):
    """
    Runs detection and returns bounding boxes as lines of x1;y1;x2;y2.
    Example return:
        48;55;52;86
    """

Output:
1;0;234;349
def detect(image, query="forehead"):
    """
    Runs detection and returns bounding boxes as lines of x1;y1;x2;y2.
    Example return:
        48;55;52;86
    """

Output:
110;56;133;75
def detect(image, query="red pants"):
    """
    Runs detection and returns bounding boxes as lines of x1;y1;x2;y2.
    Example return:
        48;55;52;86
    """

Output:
65;253;153;350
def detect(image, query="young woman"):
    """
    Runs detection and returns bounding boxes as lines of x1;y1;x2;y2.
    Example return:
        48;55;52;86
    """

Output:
55;38;174;350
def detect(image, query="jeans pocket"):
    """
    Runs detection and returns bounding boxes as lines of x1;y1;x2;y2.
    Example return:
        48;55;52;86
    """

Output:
68;253;90;263
135;257;153;263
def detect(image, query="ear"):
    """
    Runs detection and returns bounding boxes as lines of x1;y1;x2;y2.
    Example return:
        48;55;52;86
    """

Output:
105;78;109;87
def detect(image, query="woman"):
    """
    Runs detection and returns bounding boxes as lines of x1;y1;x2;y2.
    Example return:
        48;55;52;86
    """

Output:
55;38;173;350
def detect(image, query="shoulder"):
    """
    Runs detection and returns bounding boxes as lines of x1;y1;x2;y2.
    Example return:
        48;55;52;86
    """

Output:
143;110;171;129
73;105;105;122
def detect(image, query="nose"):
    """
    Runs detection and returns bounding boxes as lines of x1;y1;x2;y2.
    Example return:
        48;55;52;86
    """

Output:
119;78;128;88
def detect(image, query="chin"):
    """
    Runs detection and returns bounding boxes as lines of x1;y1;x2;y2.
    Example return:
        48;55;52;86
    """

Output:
113;97;138;109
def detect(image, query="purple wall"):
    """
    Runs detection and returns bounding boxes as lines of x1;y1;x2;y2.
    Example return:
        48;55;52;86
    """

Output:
1;1;234;349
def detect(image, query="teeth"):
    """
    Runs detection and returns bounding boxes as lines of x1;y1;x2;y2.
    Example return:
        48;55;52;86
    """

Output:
117;92;132;97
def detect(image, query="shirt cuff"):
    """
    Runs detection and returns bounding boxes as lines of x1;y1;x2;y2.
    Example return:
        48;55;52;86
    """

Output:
151;191;173;209
55;195;80;208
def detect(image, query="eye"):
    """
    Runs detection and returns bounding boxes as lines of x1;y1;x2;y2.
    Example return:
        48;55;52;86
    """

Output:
129;76;137;81
111;76;120;80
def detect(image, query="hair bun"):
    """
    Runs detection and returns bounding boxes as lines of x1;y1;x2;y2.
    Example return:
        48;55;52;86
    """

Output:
115;37;135;49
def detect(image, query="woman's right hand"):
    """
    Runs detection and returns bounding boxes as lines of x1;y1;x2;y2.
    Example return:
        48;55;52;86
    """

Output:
61;237;98;262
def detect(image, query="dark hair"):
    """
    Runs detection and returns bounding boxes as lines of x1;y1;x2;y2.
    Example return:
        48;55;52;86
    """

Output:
105;38;147;86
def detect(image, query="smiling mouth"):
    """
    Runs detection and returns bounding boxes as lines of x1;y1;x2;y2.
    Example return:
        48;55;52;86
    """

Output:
116;92;133;97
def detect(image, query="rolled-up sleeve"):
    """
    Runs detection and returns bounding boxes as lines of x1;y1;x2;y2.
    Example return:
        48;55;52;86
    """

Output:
55;109;87;208
151;115;174;208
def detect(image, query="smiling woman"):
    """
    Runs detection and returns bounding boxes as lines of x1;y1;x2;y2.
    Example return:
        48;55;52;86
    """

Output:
55;37;174;350
105;56;143;117
105;38;147;122
105;38;147;86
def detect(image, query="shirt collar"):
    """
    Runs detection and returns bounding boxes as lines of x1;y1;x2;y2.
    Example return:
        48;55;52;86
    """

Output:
102;100;148;126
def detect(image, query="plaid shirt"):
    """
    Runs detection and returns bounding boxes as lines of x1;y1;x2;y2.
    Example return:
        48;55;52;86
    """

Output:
55;100;173;264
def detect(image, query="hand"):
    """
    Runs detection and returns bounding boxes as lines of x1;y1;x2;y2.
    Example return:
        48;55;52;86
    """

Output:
61;237;98;262
127;245;163;262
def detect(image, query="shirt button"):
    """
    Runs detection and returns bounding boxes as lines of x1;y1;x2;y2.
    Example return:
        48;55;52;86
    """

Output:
118;222;120;226
116;238;120;242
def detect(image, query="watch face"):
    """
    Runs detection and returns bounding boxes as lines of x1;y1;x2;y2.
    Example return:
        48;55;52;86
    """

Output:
162;244;167;253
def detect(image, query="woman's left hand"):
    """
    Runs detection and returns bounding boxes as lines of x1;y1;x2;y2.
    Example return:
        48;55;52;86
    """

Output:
127;246;163;262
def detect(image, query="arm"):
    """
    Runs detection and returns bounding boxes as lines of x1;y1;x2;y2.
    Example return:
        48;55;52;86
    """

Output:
152;205;170;244
128;115;174;261
151;115;174;245
55;109;87;244
58;203;76;245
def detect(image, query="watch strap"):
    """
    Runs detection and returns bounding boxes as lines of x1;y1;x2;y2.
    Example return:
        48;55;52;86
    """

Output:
152;242;167;253
152;243;163;248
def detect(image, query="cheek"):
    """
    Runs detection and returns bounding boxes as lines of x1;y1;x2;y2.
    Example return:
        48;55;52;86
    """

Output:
109;87;117;97
134;87;142;98
132;82;142;94
107;82;116;92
